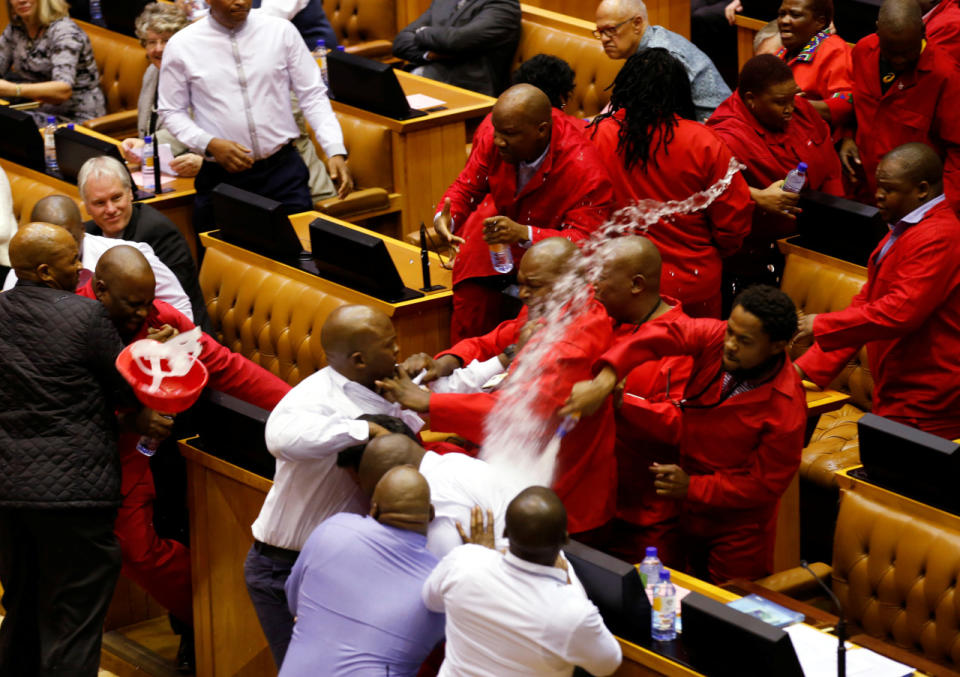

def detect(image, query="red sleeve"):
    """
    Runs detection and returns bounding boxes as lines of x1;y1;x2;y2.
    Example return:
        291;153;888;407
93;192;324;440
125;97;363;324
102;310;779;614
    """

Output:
704;135;753;256
934;78;960;211
599;317;725;380
794;341;858;388
686;390;805;509
436;315;523;365
812;228;960;351
618;356;693;446
528;179;615;244
439;118;493;233
819;39;855;127
429;391;496;444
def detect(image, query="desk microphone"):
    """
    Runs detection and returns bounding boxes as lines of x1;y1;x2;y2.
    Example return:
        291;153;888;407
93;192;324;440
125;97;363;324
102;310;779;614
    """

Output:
152;133;162;197
800;560;845;677
419;222;443;293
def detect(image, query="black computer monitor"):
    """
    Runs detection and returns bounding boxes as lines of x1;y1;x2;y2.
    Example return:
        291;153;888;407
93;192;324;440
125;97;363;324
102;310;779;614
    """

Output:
855;413;960;513
0;106;45;172
308;216;424;303
793;190;887;267
563;539;651;645
212;183;308;264
189;389;275;480
327;50;426;120
53;126;152;198
681;592;804;677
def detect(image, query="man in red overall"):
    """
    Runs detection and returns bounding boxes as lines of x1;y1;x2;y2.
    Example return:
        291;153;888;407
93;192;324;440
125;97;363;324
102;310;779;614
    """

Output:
566;284;805;582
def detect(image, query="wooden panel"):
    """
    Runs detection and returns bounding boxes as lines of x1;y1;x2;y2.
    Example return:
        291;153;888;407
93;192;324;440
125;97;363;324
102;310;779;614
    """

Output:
734;15;770;71
773;473;800;572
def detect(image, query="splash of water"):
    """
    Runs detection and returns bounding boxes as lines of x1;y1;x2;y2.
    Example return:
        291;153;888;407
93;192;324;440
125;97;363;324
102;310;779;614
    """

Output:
477;158;745;489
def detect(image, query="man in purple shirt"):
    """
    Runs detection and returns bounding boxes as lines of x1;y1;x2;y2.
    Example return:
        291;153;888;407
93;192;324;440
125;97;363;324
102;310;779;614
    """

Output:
280;466;444;677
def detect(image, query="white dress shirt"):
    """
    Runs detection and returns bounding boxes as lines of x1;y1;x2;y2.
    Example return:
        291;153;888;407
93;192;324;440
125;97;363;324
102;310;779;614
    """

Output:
253;0;310;20
0;168;15;267
430;356;504;394
423;545;622;677
419;450;520;557
2;233;193;322
157;13;346;161
255;365;424;551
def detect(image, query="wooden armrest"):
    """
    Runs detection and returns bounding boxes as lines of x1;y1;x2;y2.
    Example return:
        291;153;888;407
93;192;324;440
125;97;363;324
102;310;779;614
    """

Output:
315;187;389;218
754;561;832;597
82;109;139;135
344;40;394;59
733;14;769;30
804;384;851;417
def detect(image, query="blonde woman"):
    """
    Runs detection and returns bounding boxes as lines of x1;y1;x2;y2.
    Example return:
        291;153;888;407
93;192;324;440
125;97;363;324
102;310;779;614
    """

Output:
0;0;106;123
120;2;203;177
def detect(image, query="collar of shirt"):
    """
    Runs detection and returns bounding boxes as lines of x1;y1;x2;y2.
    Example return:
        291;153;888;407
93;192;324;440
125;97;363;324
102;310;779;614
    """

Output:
889;193;946;230
777;30;830;64
332;367;426;433
503;551;568;584
517;142;551;192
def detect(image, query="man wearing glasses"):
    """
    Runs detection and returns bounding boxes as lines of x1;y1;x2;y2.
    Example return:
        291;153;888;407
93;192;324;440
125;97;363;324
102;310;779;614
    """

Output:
594;0;730;121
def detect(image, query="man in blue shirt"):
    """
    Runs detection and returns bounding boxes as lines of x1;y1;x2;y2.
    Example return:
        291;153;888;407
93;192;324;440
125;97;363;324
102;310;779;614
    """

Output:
280;466;444;676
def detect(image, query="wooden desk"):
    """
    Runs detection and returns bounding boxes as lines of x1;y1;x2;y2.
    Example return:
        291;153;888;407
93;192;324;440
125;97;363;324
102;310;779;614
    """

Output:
199;211;452;380
329;71;495;238
734;15;769;72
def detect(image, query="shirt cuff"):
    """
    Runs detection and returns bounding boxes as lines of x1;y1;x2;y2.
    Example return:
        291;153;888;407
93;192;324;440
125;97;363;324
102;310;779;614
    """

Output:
322;142;348;159
519;226;534;248
347;419;371;443
195;131;216;158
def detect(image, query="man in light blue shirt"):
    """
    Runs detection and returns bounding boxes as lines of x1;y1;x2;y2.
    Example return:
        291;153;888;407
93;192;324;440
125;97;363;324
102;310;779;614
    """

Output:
594;0;731;121
280;466;444;677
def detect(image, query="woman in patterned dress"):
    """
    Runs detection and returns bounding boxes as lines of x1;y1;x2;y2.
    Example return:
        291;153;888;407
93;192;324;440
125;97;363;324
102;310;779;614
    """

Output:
0;0;106;123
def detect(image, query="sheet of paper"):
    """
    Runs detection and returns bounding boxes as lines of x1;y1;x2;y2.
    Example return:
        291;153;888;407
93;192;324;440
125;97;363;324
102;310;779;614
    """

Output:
130;169;177;188
785;623;913;677
406;93;446;110
130;142;177;176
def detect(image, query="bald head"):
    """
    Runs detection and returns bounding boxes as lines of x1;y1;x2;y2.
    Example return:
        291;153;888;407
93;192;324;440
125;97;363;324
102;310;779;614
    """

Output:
516;237;578;309
491;85;553;164
370;466;433;536
505;486;568;565
358;433;427;497
523;237;577;271
93;246;157;336
593;235;663;323
875;143;944;223
9;222;80;290
30;196;84;246
321;305;398;386
877;0;924;71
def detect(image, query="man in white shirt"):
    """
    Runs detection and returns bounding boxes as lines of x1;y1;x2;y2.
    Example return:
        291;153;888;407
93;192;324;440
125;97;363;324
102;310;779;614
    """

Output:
247;304;423;668
423;486;623;676
158;0;353;229
3;196;193;322
341;432;519;556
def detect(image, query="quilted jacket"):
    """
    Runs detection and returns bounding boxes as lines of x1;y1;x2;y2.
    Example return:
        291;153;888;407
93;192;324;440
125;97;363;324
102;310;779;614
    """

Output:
0;281;130;508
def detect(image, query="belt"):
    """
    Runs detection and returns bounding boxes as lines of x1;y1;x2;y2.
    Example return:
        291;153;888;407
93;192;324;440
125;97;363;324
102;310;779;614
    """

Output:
253;539;300;564
203;141;296;168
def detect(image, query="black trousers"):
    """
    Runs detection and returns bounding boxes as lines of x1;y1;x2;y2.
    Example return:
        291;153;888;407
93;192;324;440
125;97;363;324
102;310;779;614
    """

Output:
0;506;122;677
193;143;313;232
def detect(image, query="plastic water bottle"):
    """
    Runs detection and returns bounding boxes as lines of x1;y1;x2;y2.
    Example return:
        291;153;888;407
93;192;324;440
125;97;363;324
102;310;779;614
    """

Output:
142;135;155;191
89;0;106;26
652;570;678;641
489;243;513;273
782;161;808;193
639;546;662;592
43;116;58;173
313;39;328;88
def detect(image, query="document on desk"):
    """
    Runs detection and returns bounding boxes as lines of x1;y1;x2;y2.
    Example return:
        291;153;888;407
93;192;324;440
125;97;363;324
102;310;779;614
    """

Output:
406;93;446;110
785;623;913;677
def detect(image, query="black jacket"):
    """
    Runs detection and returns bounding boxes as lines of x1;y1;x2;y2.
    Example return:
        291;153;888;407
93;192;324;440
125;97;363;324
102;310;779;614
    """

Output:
85;203;213;334
0;282;130;508
392;0;521;96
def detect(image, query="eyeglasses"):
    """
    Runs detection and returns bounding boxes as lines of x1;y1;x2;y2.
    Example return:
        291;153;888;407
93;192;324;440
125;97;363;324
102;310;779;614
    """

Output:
592;16;637;39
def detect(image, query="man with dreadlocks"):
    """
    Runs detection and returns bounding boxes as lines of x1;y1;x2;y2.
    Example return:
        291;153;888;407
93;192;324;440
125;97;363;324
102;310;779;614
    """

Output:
590;48;752;319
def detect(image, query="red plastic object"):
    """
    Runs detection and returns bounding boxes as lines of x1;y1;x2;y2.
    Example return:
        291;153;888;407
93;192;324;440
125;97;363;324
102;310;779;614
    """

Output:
115;342;209;413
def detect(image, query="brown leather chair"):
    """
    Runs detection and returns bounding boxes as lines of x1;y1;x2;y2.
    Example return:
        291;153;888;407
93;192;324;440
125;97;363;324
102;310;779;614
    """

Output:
758;489;960;671
199;245;347;385
5;164;80;225
78;20;149;140
780;248;873;490
324;0;395;58
513;6;622;119
309;113;399;219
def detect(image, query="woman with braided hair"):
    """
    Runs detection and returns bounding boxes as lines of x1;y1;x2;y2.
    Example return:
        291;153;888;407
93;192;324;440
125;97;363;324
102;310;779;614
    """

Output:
589;48;753;319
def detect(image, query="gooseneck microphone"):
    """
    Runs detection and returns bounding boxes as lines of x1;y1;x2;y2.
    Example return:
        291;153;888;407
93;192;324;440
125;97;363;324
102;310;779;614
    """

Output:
800;560;845;677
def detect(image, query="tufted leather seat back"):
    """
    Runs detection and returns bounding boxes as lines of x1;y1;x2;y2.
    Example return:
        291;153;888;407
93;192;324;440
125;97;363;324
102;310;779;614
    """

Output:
323;0;395;57
319;114;393;191
5;165;80;225
80;21;149;117
513;14;622;118
832;490;960;668
780;252;873;411
199;246;348;385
